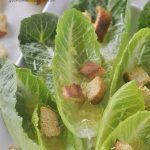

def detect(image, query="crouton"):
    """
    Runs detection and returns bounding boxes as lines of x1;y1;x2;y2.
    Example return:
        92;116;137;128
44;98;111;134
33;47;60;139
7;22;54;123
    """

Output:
124;67;150;86
139;85;150;110
85;76;106;104
62;83;85;102
40;106;61;137
82;11;92;21
0;14;7;37
115;141;133;150
93;6;112;42
0;44;7;58
80;62;105;79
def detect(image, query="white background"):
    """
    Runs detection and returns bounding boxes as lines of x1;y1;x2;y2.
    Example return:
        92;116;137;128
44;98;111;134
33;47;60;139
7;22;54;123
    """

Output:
0;0;149;149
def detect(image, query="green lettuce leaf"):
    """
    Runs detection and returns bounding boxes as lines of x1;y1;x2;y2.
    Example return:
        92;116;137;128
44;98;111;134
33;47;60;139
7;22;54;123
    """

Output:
53;9;103;138
15;68;57;142
18;13;58;98
139;1;150;29
20;43;53;73
95;81;145;150
0;60;87;150
110;28;150;96
71;0;131;64
101;111;150;150
18;13;58;46
0;60;40;150
18;68;87;150
20;43;55;98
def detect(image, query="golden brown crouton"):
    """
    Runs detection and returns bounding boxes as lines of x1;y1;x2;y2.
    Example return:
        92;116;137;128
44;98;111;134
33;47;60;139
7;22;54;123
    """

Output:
40;106;61;137
115;141;133;150
124;67;150;86
139;85;150;110
80;62;105;79
82;11;92;21
0;14;7;37
93;6;112;42
0;44;7;58
62;83;85;102
85;76;106;104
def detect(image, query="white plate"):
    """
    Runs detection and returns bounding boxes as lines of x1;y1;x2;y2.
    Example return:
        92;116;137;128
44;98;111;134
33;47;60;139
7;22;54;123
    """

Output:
0;0;148;149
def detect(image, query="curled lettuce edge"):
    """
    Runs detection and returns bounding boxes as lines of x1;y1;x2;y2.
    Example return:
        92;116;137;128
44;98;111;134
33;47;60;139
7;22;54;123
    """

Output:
101;111;150;150
0;60;40;150
95;81;145;150
110;28;150;97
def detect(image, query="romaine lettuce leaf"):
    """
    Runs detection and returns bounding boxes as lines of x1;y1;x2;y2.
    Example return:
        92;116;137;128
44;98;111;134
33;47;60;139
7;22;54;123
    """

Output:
0;60;40;150
95;81;145;150
110;28;150;96
18;13;58;98
0;60;86;150
53;8;103;138
18;13;58;46
71;0;131;64
15;68;57;142
101;111;150;150
139;1;150;29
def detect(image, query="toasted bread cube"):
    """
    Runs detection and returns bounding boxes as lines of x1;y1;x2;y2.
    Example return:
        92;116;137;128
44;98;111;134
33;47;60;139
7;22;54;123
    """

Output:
115;141;133;150
93;6;112;42
0;14;7;37
86;76;106;104
139;85;150;110
0;44;7;58
124;67;150;86
80;62;105;79
40;106;61;137
62;83;85;102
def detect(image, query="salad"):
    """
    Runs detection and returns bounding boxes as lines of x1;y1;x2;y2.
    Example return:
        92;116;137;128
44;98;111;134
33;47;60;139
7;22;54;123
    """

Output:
0;0;150;150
